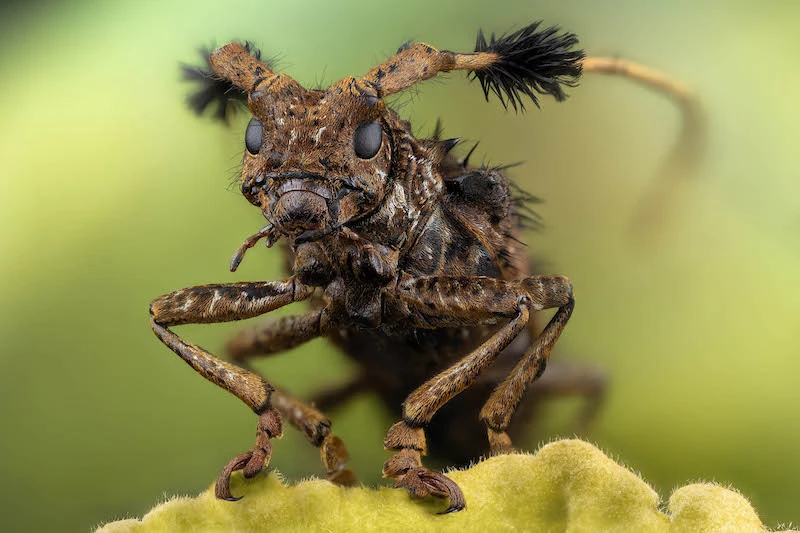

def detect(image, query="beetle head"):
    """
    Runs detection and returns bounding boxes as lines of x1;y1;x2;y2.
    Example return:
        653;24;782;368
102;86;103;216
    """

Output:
185;23;584;243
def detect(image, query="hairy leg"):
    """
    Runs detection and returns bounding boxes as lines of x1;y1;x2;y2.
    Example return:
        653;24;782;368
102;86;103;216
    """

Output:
224;308;356;485
381;274;573;512
149;278;323;499
270;388;356;486
422;359;605;467
480;298;574;454
309;374;370;413
226;310;322;364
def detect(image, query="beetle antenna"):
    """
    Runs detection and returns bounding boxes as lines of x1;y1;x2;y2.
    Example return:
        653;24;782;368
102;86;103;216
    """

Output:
471;22;584;110
362;21;583;112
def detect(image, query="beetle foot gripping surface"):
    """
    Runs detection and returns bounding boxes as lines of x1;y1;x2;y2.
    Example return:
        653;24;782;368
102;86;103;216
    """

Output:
97;439;789;532
393;467;466;514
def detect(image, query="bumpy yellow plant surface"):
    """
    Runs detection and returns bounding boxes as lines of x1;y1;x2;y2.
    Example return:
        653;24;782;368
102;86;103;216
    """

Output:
98;439;787;532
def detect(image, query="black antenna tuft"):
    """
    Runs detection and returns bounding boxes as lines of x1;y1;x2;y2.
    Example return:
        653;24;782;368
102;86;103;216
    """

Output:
508;179;544;231
181;42;265;123
471;21;584;111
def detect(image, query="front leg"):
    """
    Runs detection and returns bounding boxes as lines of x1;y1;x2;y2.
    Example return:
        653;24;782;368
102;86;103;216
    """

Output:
149;278;313;499
382;274;573;512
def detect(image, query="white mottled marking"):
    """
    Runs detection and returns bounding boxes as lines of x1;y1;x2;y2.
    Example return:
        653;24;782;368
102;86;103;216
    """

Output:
383;181;408;220
208;290;221;314
394;182;405;202
181;297;194;312
312;126;326;143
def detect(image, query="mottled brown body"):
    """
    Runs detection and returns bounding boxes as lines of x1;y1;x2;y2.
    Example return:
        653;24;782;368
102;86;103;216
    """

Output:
151;22;698;513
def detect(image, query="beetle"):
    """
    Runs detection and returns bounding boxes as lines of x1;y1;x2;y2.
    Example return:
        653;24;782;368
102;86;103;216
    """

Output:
150;21;697;513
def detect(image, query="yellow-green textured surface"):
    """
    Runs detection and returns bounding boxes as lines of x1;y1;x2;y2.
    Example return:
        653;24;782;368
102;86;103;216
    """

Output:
98;440;786;532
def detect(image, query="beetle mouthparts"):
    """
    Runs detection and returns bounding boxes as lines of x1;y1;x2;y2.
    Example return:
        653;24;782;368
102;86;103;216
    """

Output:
273;190;329;233
276;178;333;200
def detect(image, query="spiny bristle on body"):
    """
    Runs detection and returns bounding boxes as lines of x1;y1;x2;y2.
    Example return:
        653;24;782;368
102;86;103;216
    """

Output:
471;21;584;111
182;41;264;123
510;184;544;231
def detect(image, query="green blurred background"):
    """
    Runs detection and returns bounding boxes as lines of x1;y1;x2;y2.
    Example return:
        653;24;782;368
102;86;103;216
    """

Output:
1;1;799;530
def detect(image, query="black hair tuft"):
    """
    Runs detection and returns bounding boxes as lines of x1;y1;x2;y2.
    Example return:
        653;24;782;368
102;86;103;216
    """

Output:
181;41;264;123
471;21;584;111
509;181;544;231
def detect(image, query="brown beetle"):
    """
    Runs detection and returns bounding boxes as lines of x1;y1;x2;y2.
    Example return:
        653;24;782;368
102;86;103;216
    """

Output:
151;21;697;513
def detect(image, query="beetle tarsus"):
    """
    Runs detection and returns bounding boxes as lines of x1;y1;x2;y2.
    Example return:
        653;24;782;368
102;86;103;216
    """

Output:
394;467;466;513
215;451;254;501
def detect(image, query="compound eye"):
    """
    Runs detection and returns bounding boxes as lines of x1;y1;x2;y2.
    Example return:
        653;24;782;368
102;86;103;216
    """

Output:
245;117;263;155
353;121;383;159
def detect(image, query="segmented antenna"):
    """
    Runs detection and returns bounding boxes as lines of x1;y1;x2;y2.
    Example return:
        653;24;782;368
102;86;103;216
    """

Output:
471;21;584;110
181;42;264;123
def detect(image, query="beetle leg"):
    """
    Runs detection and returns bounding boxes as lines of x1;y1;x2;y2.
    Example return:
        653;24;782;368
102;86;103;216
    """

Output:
226;310;323;364
479;280;575;454
382;274;573;512
271;387;357;486
381;297;531;513
224;309;358;485
308;373;370;413
149;278;318;500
